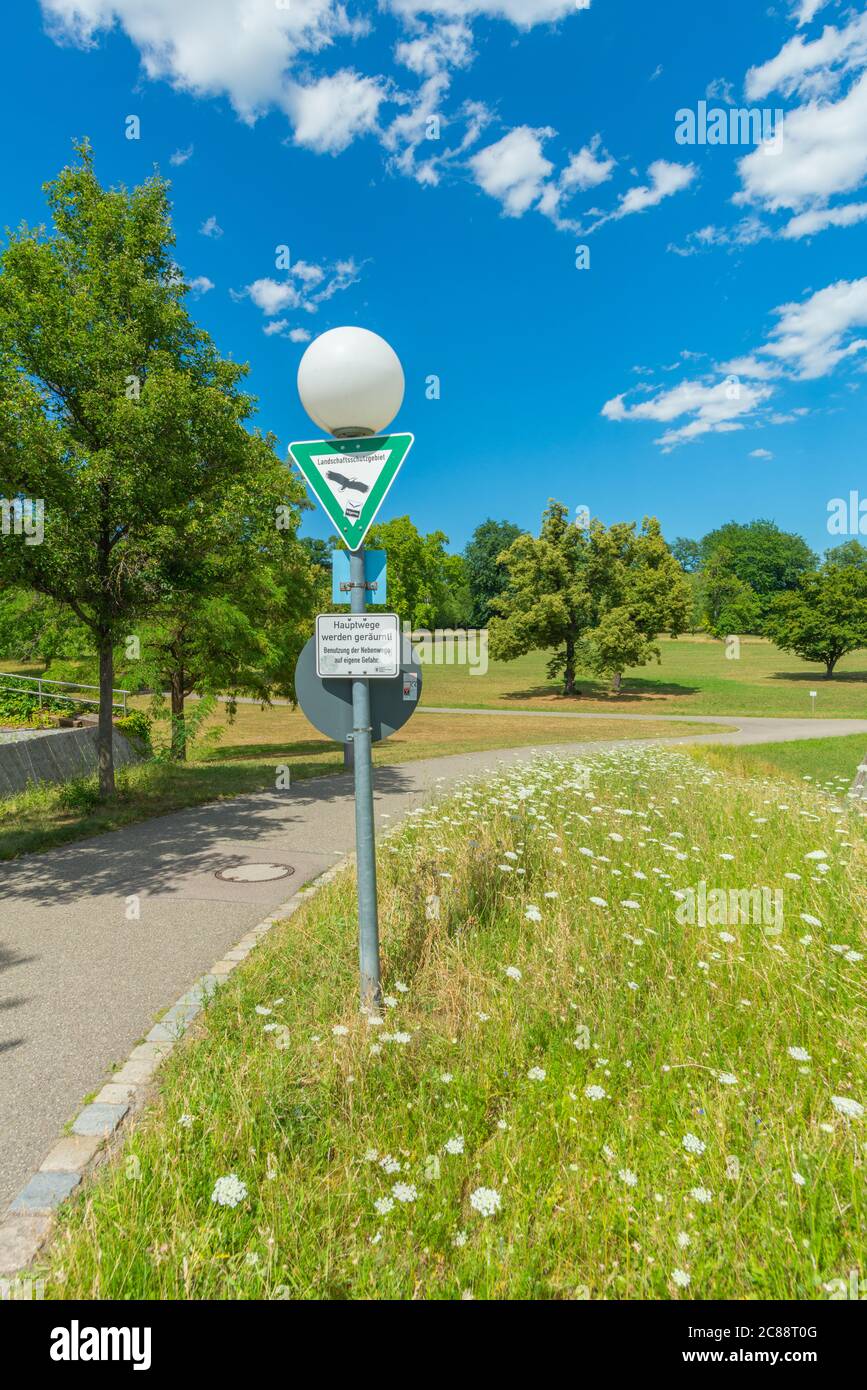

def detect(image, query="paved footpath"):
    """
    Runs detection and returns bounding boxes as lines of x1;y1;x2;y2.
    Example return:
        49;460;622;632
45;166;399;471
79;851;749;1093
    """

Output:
1;712;866;1212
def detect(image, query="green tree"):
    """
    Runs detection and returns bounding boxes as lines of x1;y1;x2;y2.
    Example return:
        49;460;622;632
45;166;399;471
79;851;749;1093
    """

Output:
490;503;690;696
700;520;816;600
363;515;460;629
0;142;276;794
440;551;473;629
0;587;91;668
764;564;867;678
578;517;691;692
464;518;523;627
698;547;763;638
825;538;867;570
670;537;701;573
129;469;316;760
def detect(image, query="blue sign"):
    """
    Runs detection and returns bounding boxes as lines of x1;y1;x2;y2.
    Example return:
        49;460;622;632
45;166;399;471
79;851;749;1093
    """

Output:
331;550;387;605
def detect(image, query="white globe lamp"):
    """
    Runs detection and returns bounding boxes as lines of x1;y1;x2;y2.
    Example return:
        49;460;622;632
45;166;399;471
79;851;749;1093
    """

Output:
297;326;405;438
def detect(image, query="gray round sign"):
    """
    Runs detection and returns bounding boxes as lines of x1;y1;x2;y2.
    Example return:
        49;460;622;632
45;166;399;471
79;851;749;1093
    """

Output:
295;634;422;743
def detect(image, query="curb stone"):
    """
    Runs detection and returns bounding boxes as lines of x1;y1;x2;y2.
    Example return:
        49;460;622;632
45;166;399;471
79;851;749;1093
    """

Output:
0;854;354;1277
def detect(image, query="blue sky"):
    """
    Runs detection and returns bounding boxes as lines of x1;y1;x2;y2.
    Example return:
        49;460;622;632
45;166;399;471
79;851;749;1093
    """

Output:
4;0;867;556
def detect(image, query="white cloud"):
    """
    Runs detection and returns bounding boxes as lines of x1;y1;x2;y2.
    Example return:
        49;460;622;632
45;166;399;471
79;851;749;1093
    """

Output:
186;275;214;297
38;0;612;243
602;377;773;451
313;257;362;301
262;320;311;342
200;215;223;238
395;19;473;76
170;144;194;165
284;69;386;154
668;216;770;256
705;77;734;103
746;12;867;102
41;0;367;121
781;200;867;237
469;125;555;215
583;160;696;232
235;256;362;318
602;277;867;449
560;138;616;192
535;134;616;229
241;278;303;316
718;354;783;381
792;1;830;27
387;1;582;24
749;447;773;459
292;260;326;285
616;160;697;217
759;277;867;378
737;71;867;214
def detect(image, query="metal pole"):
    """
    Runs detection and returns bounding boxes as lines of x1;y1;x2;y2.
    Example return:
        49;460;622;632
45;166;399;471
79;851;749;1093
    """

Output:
350;545;381;1008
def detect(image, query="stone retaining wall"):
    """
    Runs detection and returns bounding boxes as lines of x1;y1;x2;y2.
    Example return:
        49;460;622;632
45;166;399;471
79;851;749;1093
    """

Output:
0;726;141;796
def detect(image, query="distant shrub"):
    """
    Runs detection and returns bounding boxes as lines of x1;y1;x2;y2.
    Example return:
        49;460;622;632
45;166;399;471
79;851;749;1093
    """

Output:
115;711;153;755
56;776;102;814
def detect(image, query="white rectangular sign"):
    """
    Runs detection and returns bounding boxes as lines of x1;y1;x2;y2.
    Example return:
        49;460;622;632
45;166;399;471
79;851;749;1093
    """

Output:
316;613;400;679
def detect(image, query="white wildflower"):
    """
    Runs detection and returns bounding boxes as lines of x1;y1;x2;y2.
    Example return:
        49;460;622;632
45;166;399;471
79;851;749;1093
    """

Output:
211;1175;248;1208
469;1186;501;1217
831;1096;864;1119
391;1181;418;1204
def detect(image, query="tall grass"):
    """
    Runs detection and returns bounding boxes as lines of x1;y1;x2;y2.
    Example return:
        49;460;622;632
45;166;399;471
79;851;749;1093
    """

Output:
44;747;866;1300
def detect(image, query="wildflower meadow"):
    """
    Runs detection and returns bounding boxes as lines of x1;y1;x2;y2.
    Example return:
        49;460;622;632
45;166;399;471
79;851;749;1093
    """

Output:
43;747;865;1300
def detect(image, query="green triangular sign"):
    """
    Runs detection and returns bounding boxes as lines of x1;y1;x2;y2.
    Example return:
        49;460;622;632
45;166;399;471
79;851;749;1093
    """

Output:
288;433;413;550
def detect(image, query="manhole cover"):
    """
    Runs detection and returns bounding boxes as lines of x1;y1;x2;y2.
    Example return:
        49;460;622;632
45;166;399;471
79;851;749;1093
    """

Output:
215;863;295;883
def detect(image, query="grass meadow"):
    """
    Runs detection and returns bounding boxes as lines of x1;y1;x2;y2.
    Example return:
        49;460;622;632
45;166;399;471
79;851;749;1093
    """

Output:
690;734;867;791
42;746;866;1300
419;635;867;718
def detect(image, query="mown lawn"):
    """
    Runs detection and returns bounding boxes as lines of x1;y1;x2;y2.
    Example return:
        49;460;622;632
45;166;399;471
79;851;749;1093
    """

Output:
42;746;866;1300
6;634;867;719
0;707;723;861
419;635;867;718
692;733;867;792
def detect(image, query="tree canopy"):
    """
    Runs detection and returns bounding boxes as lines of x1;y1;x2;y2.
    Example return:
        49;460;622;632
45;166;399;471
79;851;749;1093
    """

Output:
0;141;305;789
463;518;523;627
763;563;867;677
488;501;690;695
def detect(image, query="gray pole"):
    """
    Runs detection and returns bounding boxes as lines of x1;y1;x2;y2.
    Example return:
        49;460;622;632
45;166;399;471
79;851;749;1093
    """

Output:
349;545;382;1008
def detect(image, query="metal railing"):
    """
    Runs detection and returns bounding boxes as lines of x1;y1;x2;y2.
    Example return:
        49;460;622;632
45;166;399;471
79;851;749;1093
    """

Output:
0;672;129;715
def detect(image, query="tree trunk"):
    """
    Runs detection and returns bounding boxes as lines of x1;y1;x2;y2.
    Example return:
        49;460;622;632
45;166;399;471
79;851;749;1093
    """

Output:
563;634;577;696
97;627;115;798
170;667;187;761
824;658;837;678
611;671;622;693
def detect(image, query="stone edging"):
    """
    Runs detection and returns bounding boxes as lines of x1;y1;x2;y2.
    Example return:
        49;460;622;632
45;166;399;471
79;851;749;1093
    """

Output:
0;855;354;1277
